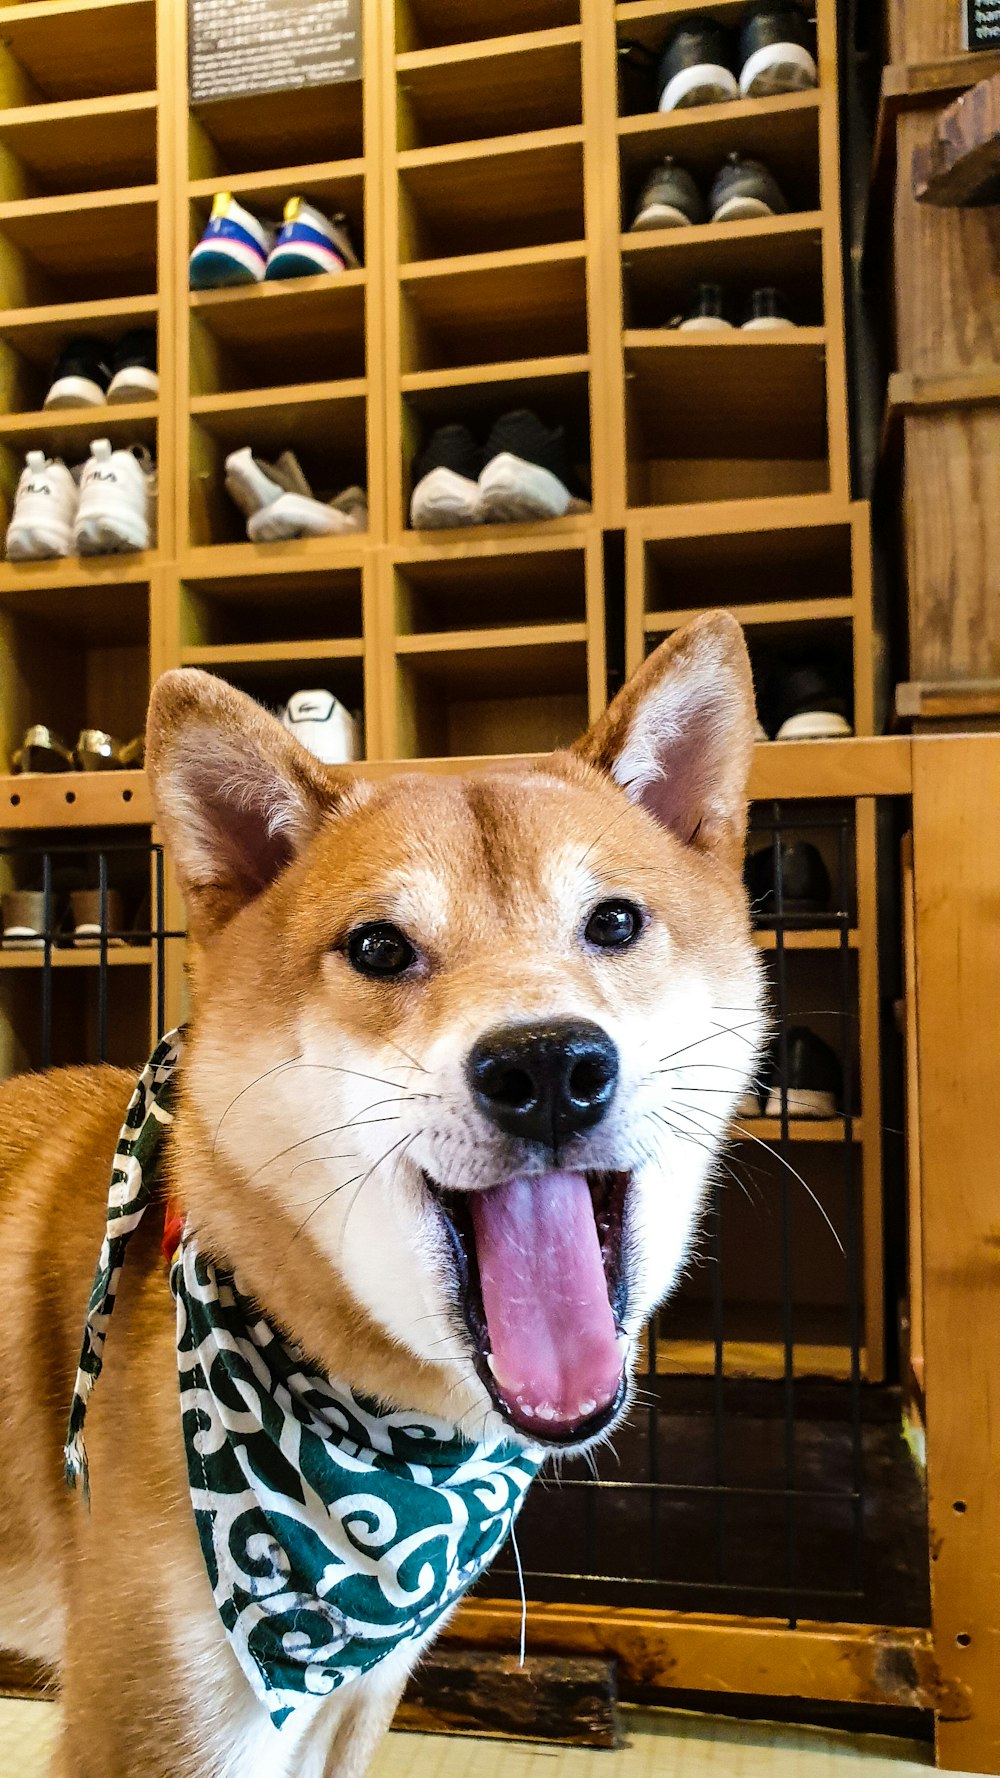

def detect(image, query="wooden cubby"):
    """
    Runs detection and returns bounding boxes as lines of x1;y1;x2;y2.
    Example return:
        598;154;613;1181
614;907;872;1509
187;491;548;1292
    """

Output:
0;0;889;1391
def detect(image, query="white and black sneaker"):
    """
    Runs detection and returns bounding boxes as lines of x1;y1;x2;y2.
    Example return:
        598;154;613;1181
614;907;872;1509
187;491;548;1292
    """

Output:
6;451;79;559
764;1027;843;1120
771;662;852;740
742;286;796;330
671;282;734;331
477;410;580;523
631;157;706;230
75;439;156;555
281;690;361;764
738;2;818;98
708;152;789;223
43;336;111;411
656;17;739;112
107;329;158;404
410;423;482;529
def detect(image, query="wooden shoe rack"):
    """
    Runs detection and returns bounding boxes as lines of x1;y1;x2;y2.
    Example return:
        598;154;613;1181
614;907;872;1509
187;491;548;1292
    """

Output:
0;0;888;1380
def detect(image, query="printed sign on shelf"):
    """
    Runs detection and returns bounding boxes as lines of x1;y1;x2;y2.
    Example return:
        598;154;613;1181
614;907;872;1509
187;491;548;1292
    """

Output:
190;0;362;105
967;0;1000;48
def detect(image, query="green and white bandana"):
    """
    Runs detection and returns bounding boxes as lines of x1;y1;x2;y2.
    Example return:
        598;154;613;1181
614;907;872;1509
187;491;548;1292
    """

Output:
66;1032;542;1728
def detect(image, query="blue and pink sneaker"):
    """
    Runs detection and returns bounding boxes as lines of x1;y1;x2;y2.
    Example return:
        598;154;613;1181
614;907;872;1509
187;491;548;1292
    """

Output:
264;197;360;281
189;193;274;290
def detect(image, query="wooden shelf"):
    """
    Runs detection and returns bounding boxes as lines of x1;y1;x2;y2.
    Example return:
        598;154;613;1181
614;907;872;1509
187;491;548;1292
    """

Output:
0;770;150;828
0;295;158;361
0;402;157;450
401;351;589;395
617;0;757;42
0;186;157;301
734;1117;861;1144
617;92;821;192
190;82;364;175
0;945;153;970
397;28;583;151
622;214;825;326
646;598;854;632
190;274;367;385
0;93;158;196
398;129;585;262
400;251;588;371
180;637;364;672
752;929;860;951
0;555;155;594
0;0;156;104
398;0;580;55
396;629;588;695
190;381;367;454
189;157;365;208
0;568;149;645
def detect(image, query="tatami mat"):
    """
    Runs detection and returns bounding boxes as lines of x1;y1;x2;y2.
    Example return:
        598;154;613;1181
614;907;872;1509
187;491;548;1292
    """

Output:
0;1697;950;1777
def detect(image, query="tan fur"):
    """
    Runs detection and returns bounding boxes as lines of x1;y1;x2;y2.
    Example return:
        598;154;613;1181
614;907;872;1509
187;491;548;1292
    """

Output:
0;613;765;1777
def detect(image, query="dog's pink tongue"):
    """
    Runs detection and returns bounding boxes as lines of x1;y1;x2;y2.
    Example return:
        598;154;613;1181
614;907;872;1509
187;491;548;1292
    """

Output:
470;1171;622;1435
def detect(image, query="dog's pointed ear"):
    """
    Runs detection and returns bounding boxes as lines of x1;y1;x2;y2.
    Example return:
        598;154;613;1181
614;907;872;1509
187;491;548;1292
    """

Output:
146;669;343;942
572;611;756;870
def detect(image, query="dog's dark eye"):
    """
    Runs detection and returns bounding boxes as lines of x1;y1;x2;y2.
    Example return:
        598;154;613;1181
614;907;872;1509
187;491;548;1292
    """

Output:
347;922;416;978
585;900;644;950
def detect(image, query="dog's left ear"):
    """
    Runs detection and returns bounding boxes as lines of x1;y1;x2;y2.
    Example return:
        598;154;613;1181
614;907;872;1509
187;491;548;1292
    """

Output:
572;611;756;871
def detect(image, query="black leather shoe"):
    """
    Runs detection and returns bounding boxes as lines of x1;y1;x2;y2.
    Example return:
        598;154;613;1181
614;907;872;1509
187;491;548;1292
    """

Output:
745;839;831;915
764;1027;843;1119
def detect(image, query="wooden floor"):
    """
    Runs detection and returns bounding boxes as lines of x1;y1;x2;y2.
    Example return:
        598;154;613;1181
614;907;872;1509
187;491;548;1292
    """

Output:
0;1699;947;1777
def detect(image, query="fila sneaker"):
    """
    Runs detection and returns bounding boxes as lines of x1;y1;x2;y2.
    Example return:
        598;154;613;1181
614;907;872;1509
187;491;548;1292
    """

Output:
281;690;361;764
738;2;818;98
410;424;482;529
107;329;159;403
75;439;156;555
5;451;79;559
43;336;111;411
224;446;312;519
656;17;739;112
247;484;367;542
264;198;360;281
630;157;706;230
189;193;274;289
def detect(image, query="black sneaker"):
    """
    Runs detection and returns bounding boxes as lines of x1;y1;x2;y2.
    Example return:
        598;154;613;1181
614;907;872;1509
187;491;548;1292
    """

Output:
771;661;853;741
764;1027;843;1120
738;1;818;98
708;152;789;223
43;336;111;411
745;839;831;915
631;157;705;230
477;409;581;524
670;281;734;331
656;17;739;112
743;286;796;330
410;423;483;529
107;329;159;404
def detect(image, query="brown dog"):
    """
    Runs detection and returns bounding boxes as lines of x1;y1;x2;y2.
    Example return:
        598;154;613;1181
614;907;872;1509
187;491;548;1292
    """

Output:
0;612;764;1778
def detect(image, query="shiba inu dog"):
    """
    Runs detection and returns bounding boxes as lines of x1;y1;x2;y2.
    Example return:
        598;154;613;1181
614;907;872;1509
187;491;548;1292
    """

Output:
0;611;764;1778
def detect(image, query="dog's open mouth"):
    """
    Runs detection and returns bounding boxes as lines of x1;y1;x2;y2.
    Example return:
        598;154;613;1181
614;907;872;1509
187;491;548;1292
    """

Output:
428;1169;631;1446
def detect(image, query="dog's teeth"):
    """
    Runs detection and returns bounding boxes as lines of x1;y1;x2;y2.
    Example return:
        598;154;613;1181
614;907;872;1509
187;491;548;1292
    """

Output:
577;1399;597;1418
535;1404;557;1422
517;1400;537;1419
486;1355;499;1377
616;1332;630;1356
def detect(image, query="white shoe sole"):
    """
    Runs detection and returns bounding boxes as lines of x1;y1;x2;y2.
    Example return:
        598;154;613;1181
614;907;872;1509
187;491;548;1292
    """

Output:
711;195;776;224
107;365;159;403
677;315;735;332
774;710;853;741
2;929;44;948
43;375;107;410
659;62;740;112
247;493;361;542
75;492;152;555
764;1087;838;1120
631;202;695;231
73;927;125;948
742;316;796;331
476;452;571;523
739;41;817;98
410;466;481;529
6;519;75;560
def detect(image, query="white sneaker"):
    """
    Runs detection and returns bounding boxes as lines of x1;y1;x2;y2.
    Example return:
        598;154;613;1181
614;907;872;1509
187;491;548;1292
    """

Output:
410;466;481;529
224;446;312;519
75;439;156;556
281;690;361;764
247;484;368;542
6;451;79;560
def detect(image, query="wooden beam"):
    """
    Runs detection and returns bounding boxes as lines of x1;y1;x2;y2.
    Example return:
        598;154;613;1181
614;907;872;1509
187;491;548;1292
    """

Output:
897;680;1000;722
396;1649;620;1747
912;736;1000;1771
912;73;1000;206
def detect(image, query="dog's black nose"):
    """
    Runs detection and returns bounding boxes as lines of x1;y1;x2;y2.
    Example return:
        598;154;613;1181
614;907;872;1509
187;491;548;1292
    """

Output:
467;1019;620;1147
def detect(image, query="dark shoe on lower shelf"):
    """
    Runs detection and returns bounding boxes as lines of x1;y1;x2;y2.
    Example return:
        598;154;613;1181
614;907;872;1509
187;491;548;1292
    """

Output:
671;282;734;332
631;157;706;230
738;1;818;98
43;335;111;411
410;423;483;530
107;329;159;404
708;153;789;224
70;888;126;948
477;409;579;523
742;286;797;331
745;839;832;915
656;17;740;111
771;662;853;741
764;1027;844;1120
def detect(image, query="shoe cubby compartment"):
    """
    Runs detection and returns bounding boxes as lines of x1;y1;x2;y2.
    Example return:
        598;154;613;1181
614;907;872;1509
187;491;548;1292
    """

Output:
622;215;824;330
0;94;157;202
0;570;149;773
394;0;579;54
0;298;158;419
188;165;366;257
399;249;588;375
178;562;365;653
0;0;156;106
393;632;590;760
0;192;158;309
188;392;368;550
618;91;820;222
187;653;367;755
615;0;817;116
391;536;595;636
639;518;853;625
395;30;582;152
624;332;828;507
190;276;367;395
188;86;364;181
398;135;585;263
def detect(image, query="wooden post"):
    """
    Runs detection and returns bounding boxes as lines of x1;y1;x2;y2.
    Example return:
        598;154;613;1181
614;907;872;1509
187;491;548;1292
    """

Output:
912;734;1000;1772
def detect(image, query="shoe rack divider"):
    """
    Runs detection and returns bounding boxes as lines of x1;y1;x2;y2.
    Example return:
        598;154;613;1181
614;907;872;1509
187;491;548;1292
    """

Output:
0;0;889;1388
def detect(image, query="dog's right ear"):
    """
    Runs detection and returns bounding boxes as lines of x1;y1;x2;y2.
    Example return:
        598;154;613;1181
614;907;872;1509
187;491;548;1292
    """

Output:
146;669;342;943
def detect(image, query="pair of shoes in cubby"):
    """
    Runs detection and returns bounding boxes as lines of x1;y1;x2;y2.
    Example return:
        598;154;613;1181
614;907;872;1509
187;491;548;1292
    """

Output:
755;659;853;741
737;1028;844;1121
11;725;144;775
1;885;134;950
632;3;817;114
668;282;797;330
410;410;591;531
280;690;361;764
631;153;788;231
190;194;360;290
5;441;156;561
43;331;157;411
224;448;367;542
